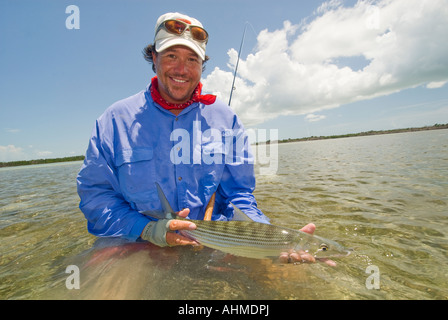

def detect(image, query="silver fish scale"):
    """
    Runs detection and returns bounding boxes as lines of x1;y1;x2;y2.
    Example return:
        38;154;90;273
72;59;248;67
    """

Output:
182;220;308;259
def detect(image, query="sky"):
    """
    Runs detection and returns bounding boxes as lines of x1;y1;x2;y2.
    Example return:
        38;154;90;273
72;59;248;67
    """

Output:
1;0;448;162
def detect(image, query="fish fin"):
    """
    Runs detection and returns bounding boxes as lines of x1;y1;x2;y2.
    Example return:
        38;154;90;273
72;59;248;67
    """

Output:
155;182;176;219
140;210;166;220
230;202;253;221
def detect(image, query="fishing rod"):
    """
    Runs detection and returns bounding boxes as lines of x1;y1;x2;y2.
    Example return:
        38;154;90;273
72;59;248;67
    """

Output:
205;23;252;220
205;22;249;221
228;22;248;106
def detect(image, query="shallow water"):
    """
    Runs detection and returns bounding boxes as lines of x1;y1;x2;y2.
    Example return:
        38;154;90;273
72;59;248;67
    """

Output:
0;129;447;300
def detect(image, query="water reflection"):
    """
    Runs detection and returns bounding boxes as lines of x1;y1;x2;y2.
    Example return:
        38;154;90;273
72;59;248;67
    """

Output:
49;239;316;300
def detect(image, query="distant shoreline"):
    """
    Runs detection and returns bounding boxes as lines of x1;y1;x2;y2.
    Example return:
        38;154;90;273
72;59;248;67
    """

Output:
255;123;448;145
0;155;85;168
1;124;447;167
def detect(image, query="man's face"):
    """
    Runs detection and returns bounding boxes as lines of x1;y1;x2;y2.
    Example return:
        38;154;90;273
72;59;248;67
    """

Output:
152;45;203;104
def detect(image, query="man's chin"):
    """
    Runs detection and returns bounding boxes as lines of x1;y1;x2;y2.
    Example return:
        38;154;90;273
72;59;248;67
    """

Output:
167;92;193;104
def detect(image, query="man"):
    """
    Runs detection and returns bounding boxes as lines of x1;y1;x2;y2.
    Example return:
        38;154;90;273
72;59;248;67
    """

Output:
77;12;323;264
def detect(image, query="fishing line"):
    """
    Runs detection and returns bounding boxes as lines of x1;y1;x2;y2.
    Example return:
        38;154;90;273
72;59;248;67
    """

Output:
228;21;256;106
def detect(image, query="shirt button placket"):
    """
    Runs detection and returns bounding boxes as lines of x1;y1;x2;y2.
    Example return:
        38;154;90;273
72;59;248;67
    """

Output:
172;116;183;186
173;114;188;210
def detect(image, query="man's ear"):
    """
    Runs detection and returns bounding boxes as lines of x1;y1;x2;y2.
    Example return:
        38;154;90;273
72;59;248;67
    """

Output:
152;52;157;68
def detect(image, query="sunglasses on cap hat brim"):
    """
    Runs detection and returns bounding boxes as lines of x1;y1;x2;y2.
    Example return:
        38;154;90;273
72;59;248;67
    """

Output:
155;19;209;43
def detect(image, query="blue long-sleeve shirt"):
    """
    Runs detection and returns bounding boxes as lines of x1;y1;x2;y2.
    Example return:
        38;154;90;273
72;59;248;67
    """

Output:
76;84;269;240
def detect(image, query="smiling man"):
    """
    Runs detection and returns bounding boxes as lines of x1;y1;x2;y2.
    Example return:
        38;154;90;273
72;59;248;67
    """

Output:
77;12;269;245
76;12;322;264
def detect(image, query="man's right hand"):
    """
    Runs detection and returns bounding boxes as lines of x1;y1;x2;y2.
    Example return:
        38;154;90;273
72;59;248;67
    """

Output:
141;208;198;247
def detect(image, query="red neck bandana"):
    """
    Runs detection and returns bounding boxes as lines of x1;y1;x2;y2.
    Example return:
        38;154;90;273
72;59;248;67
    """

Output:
150;76;216;110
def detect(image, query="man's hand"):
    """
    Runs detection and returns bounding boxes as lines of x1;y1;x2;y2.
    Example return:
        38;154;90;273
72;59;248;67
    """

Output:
141;208;198;247
278;223;336;266
166;209;198;246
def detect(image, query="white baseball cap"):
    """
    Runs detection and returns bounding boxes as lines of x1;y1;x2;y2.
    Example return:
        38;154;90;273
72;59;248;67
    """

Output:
154;12;207;60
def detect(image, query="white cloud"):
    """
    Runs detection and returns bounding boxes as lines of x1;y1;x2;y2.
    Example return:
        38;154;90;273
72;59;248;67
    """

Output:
203;0;448;126
315;0;343;15
36;151;53;158
0;145;26;162
426;81;447;89
0;145;56;162
305;114;326;122
5;128;21;133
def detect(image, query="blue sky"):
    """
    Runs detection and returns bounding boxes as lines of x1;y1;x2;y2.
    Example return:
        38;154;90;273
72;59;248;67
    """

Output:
1;0;447;161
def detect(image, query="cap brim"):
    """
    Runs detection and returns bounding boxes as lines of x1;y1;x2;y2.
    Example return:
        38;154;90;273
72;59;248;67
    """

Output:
155;37;205;60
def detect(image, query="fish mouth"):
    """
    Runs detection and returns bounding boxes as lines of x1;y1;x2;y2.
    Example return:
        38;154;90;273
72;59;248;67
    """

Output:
335;249;353;257
337;248;353;257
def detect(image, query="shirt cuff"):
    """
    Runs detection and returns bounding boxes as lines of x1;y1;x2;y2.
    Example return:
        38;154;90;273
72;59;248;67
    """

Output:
129;215;153;241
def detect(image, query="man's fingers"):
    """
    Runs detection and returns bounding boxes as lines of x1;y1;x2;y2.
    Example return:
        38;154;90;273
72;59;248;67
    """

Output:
166;232;198;246
279;250;315;264
317;258;337;267
279;252;290;263
177;208;190;218
295;250;316;263
299;223;316;235
166;218;198;246
169;219;196;231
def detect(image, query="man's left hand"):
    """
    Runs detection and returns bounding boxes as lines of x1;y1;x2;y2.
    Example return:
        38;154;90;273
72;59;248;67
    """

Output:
278;223;336;266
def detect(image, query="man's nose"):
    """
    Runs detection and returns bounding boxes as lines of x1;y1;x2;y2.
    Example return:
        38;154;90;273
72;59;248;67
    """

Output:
172;59;188;75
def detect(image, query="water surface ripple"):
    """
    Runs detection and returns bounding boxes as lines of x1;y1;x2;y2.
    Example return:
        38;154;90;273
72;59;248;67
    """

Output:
0;130;447;299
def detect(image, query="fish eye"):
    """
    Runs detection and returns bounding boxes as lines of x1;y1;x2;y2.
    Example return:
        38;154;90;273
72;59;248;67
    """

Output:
320;243;329;251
